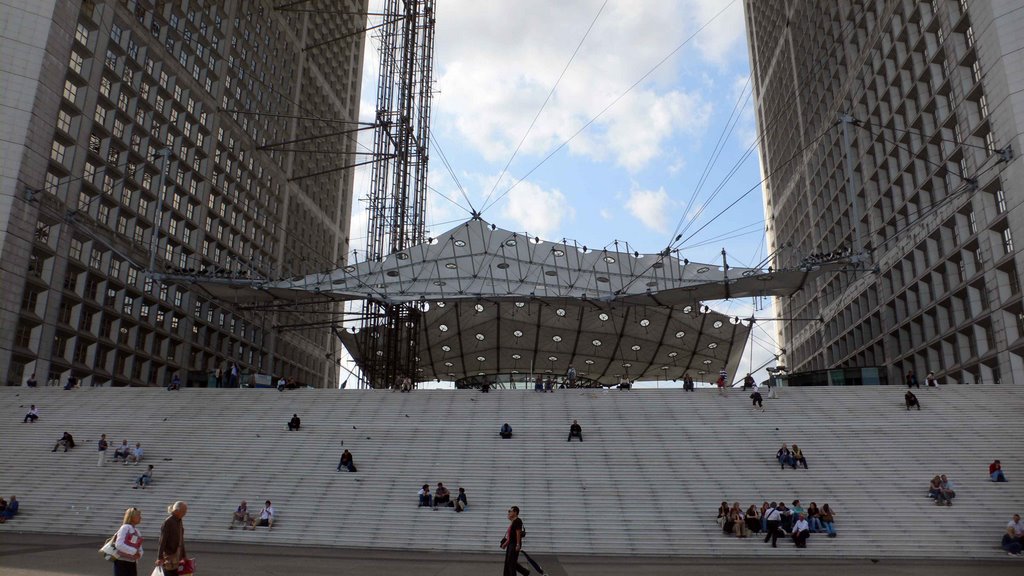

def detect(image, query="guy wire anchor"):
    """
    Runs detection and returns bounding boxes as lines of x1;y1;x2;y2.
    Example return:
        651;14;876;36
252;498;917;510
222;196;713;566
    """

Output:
997;145;1013;163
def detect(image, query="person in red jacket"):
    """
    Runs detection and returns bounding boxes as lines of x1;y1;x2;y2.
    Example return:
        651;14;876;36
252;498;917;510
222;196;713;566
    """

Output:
990;460;1008;482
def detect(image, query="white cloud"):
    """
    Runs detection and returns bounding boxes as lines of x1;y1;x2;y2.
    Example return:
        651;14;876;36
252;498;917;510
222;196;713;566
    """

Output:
689;0;746;65
625;187;673;233
599;208;613;221
432;0;721;172
499;180;574;238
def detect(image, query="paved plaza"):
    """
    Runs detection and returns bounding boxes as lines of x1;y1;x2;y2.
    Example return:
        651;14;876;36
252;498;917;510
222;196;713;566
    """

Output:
0;533;1020;576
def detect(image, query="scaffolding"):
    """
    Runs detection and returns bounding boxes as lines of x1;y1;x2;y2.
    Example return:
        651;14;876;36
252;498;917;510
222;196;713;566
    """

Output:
357;0;436;388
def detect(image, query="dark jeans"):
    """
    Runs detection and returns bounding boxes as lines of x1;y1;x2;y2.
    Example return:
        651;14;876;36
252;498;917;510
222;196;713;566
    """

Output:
435;495;450;507
419;495;432;507
793;529;810;548
568;431;582;442
500;431;512;439
113;559;138;576
288;422;300;431
338;459;355;472
504;547;530;576
1002;534;1022;554
24;414;38;423
795;456;808;469
764;520;781;546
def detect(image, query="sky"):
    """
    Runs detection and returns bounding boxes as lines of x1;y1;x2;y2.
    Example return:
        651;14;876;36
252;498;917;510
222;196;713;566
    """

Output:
342;0;782;388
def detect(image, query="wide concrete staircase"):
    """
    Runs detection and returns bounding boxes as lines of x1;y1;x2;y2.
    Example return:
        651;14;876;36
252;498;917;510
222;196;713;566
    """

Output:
0;384;1021;559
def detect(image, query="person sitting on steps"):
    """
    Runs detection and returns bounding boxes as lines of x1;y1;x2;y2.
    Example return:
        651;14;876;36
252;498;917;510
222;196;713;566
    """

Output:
567;419;583;442
133;465;154;489
337;449;356;472
418;484;433;507
499;423;513;439
248;500;274;530
776;444;796;469
791;513;810;548
229;500;250;529
51;432;75;452
434;483;451;509
791;444;808;469
905;390;921;410
990;459;1008;482
287;414;301;431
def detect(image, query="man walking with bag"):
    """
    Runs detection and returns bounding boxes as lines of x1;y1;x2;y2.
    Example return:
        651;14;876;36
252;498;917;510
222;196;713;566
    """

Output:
501;506;530;576
158;501;188;575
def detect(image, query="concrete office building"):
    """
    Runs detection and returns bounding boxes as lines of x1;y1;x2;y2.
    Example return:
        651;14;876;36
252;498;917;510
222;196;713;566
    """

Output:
744;0;1024;383
0;0;367;387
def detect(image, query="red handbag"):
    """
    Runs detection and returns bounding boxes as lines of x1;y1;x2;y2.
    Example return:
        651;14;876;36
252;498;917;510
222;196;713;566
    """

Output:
178;558;195;575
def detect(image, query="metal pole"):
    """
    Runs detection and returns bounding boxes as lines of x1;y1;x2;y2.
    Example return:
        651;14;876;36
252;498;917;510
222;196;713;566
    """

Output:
148;148;171;276
839;114;863;255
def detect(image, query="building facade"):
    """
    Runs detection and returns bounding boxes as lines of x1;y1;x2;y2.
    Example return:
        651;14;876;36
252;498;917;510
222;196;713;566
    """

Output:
0;0;367;387
745;0;1024;384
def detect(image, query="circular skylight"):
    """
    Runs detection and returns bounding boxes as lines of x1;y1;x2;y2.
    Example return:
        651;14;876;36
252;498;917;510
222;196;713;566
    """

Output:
703;359;713;364
708;342;718;349
639;319;650;327
555;308;566;317
395;252;409;260
476;356;485;362
552;335;562;342
585;359;594;365
505;239;517;247
438;324;448;332
444;361;453;367
436;301;445;307
375;350;383;356
386;270;399;277
548;356;558;361
475;333;485;341
631;345;641;351
668;352;678;358
603;256;615;263
497;262;510;269
622;362;632;368
343;266;356;273
598;313;609;321
445;262;457;269
553;249;565;257
515;302;526;308
592;339;602;347
454;239;466;247
674;331;685;338
441;345;451;352
697;266;709;273
713;320;723;328
513;330;523;338
682;305;693;314
512;354;521;360
596;276;610;283
433;280;446;286
474;303;484;312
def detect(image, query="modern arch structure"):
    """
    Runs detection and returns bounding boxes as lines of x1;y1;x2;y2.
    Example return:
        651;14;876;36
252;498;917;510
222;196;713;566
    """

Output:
190;218;847;387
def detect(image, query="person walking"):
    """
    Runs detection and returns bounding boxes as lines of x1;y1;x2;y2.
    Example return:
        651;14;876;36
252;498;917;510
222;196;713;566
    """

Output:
158;501;188;576
763;502;783;547
97;434;109;467
111;507;144;576
501;506;529;576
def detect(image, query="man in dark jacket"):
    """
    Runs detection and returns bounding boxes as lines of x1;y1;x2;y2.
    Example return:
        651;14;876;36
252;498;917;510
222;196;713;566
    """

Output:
158;501;188;575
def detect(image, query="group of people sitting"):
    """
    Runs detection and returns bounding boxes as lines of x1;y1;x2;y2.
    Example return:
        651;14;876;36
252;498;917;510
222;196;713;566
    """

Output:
716;499;837;548
927;474;956;506
418;482;468;512
229;499;276;530
111;439;144;465
499;420;584;441
0;495;19;523
775;443;808;469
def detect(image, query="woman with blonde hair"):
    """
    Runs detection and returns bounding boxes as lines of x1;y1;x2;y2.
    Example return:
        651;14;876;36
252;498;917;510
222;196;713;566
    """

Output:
113;507;144;575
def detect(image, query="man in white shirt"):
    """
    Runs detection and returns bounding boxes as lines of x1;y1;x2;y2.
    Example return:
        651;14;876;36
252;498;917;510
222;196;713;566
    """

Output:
23;405;39;423
1003;514;1023;556
763;503;783;547
127;443;144;465
791;513;810;548
113;440;131;463
249;500;274;530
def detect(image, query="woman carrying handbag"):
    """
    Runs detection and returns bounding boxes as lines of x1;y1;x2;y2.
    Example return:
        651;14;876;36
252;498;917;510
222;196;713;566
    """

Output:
110;507;144;576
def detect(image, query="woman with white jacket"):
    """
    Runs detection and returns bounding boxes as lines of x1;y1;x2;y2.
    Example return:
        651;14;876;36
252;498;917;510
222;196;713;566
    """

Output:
113;507;144;576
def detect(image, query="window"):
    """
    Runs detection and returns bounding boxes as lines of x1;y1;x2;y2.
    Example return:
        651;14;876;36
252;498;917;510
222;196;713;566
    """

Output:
110;23;122;43
105;49;118;70
75;22;90;45
122;295;134;315
996;189;1006;213
57;109;72;133
50;141;67;163
1003;229;1014;254
63;80;78;103
93;104;107;124
69;51;84;74
968;211;977;235
69;238;83;260
90;248;103;269
100;76;112;97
